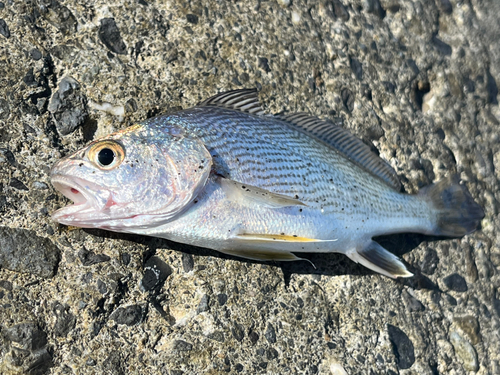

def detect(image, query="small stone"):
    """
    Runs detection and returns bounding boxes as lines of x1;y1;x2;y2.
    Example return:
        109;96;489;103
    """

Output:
0;98;10;119
453;315;480;344
387;324;415;369
9;178;28;191
341;88;355;112
98;18;127;55
443;273;468;292
5;323;48;350
110;305;144;326
182;253;194;272
432;36;452;56
173;340;193;352
0;19;10;38
207;331;225;342
349;56;363;80
197;294;210;313
248;329;259;345
39;0;77;34
78;248;111;266
0;226;60;278
420;248;439;275
450;331;478;371
231;322;245;342
33;181;49;190
186;14;198;24
30;48;42;60
332;0;349;21
52;301;76;337
258;57;271;73
217;293;228;306
48;76;88;135
265;323;276;344
140;256;172;292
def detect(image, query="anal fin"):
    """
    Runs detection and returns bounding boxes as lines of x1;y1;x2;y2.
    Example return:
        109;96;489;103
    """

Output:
347;241;413;278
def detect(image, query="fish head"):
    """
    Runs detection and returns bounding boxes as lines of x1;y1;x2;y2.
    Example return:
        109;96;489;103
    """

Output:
50;123;212;230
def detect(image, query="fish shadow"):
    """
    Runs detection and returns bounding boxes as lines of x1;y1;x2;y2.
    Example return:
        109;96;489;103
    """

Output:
82;229;441;291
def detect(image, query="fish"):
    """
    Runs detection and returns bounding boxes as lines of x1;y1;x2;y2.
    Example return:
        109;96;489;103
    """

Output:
50;89;485;278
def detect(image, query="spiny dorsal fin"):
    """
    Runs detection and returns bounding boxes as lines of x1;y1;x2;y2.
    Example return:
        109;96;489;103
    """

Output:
275;113;401;191
198;89;265;115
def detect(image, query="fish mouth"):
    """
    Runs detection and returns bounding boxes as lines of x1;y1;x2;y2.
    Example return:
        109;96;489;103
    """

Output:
51;175;105;226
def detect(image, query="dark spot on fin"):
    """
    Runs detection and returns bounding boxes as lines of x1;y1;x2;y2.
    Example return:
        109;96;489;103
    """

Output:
197;89;265;115
348;241;413;278
420;174;484;237
275;113;401;191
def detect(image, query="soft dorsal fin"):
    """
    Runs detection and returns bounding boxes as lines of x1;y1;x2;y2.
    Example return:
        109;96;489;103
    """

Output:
275;113;401;191
198;89;265;115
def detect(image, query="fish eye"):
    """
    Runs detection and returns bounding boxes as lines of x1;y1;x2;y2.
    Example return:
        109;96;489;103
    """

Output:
87;140;125;170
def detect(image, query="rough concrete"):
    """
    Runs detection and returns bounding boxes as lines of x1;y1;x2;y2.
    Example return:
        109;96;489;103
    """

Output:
0;0;499;374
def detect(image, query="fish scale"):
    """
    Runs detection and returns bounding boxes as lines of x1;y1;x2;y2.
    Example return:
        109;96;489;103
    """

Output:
50;89;484;278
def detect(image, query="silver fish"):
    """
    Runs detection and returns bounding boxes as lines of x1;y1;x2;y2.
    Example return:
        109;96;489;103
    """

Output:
50;89;484;278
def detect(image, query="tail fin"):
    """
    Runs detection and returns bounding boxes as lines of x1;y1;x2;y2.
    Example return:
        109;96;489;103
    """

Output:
421;175;484;237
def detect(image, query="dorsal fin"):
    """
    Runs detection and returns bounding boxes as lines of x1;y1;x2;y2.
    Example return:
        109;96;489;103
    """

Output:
198;89;265;115
275;113;401;191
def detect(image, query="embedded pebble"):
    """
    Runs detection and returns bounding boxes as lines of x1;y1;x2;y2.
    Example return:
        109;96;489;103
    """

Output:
450;331;478;371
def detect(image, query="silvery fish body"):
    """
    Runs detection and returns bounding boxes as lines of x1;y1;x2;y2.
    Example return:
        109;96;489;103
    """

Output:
51;90;484;278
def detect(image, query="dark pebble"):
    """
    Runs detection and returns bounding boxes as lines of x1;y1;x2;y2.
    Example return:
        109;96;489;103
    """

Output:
349;56;363;80
364;0;386;19
48;76;88;135
443;273;468;292
125;98;138;113
231;322;245;342
248;329;259;345
121;252;131;266
5;322;47;350
173;340;193;352
98;18;127;55
207;331;225;342
332;0;349;21
420;248;439;275
341;88;355;112
0;279;13;290
0;98;10;119
235;363;244;372
39;1;77;34
258;57;271;73
382;81;396;93
0;226;60;278
265;323;276;344
182;253;194;272
403;290;425;312
0;19;10;38
267;347;279;360
186;14;199;24
387;324;415;369
140;255;172;292
0;3;4;9
438;0;452;14
52;301;76;337
197;294;210;313
97;279;107;295
102;352;125;375
217;293;228;306
78;248;111;266
487;71;498;105
9;178;28;191
432;36;452;56
50;44;76;61
30;48;42;60
110;305;144;326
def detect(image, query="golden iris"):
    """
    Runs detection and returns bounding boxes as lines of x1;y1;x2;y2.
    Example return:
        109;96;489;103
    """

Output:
87;141;125;170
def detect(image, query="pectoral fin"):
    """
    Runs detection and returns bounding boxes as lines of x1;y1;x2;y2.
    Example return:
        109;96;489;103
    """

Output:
220;178;306;208
346;241;413;278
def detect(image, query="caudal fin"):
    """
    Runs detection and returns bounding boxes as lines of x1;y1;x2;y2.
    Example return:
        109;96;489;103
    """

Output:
421;175;484;237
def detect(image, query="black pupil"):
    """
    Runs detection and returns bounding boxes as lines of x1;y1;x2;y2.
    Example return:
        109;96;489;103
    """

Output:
98;148;115;166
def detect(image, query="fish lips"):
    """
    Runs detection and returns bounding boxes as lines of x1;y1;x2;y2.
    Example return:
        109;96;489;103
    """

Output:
51;175;112;227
